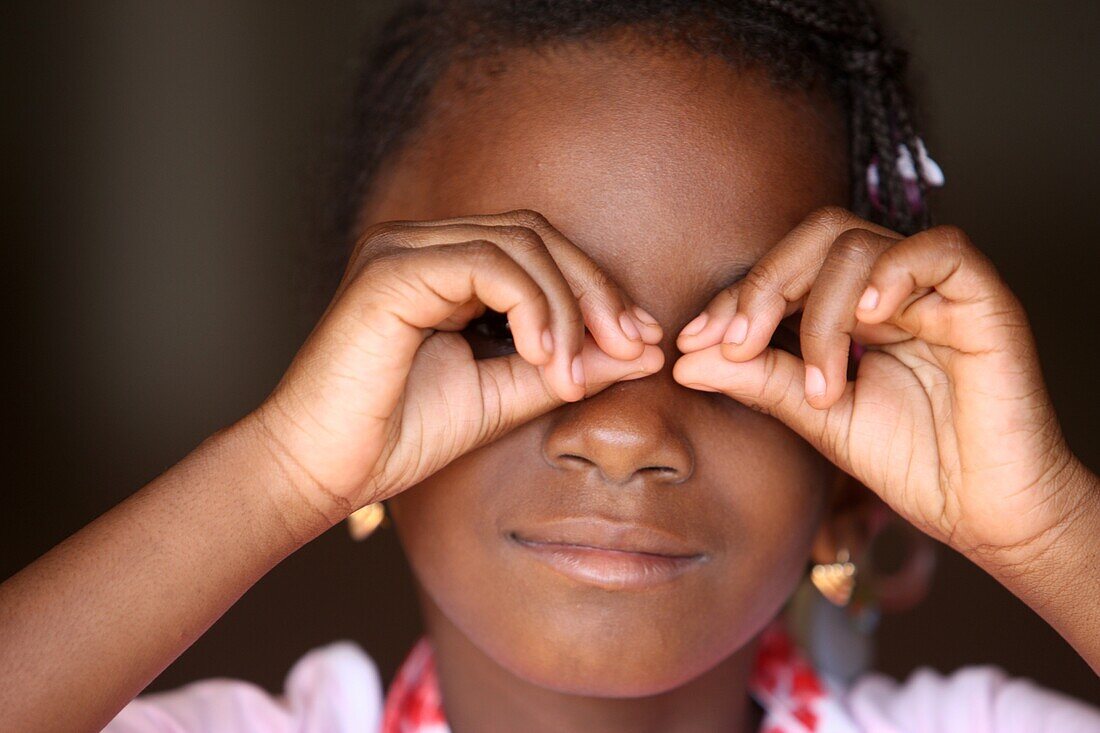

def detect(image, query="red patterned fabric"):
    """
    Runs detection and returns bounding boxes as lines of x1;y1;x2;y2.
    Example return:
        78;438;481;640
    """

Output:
380;639;449;733
382;623;857;733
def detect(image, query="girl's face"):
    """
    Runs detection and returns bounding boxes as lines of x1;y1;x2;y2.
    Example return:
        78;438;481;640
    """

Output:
364;38;849;696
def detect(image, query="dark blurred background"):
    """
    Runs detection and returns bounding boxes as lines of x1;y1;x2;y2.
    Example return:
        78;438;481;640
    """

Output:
3;0;1098;704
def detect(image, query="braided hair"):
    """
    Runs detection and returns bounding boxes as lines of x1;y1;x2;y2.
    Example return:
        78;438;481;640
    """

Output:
331;0;937;253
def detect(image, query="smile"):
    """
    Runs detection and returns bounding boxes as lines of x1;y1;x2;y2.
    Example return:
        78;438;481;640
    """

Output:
507;518;708;591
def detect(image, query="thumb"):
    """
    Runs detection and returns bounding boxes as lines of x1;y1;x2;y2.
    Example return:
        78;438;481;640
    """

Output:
672;345;855;468
476;334;664;445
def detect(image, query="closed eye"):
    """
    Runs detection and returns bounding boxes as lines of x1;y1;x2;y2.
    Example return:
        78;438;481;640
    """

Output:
461;309;517;359
465;309;802;360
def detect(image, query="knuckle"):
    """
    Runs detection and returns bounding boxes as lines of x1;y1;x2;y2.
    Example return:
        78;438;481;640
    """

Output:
587;264;616;294
458;238;501;265
356;220;404;249
928;224;972;254
496;225;545;253
576;265;620;310
756;349;791;414
350;225;391;264
567;263;620;305
741;263;779;301
357;248;405;278
806;205;855;232
507;208;551;231
799;317;833;342
829;229;881;268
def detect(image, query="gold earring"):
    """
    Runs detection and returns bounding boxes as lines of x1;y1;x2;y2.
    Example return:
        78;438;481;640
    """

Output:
811;548;857;607
347;502;386;541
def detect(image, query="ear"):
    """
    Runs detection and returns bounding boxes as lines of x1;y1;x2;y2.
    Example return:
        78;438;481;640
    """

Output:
810;469;887;566
811;470;937;613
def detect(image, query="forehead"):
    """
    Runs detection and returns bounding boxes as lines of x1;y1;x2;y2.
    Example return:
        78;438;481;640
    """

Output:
362;37;848;316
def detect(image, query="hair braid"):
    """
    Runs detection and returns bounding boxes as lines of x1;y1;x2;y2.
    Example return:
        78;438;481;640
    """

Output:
746;0;932;231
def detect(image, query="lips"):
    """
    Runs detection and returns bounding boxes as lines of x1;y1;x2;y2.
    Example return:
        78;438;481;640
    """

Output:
507;517;708;590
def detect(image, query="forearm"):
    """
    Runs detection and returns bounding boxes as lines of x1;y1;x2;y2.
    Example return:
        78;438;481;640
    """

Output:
977;458;1100;674
0;414;334;733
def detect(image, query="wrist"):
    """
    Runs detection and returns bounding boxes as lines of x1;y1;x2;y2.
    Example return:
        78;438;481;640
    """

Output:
208;410;343;549
979;455;1100;670
1016;456;1098;575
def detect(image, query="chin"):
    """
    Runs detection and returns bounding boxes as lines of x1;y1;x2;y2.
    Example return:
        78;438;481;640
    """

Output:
432;559;782;699
391;437;826;700
478;614;738;698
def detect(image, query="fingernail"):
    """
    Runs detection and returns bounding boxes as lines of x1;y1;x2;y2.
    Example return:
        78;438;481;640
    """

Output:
571;355;586;386
858;285;880;311
632;305;659;326
724;313;749;345
541;328;554;354
618;311;641;341
805;364;826;397
680;312;708;337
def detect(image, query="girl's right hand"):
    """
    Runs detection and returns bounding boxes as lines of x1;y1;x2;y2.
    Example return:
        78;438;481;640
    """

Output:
250;210;664;523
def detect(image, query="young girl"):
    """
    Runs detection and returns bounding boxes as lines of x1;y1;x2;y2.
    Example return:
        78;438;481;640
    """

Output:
2;1;1098;731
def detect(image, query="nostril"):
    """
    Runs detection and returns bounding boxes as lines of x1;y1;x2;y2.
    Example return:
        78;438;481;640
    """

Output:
640;465;677;475
639;465;684;482
549;455;687;484
555;453;596;469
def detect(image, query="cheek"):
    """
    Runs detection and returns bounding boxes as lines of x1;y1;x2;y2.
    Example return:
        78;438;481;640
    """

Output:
388;409;831;697
387;432;532;655
696;409;832;630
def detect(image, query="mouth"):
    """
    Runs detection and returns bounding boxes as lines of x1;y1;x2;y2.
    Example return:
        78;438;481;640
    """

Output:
507;518;708;591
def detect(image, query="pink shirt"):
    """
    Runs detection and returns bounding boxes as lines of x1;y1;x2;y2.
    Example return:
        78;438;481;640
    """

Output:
105;639;1100;733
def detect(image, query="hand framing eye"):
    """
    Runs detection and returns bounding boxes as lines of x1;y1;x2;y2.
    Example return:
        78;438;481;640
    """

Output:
671;206;1081;575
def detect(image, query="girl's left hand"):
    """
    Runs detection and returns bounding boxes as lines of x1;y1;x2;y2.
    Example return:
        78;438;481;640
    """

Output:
673;206;1097;579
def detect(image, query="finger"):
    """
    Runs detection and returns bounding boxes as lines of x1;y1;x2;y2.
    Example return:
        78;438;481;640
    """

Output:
675;281;772;354
508;211;663;348
672;344;854;469
848;319;916;347
799;228;895;408
475;335;665;445
579;334;666;392
676;207;857;354
347;240;582;406
361;221;584;387
436;297;487;330
678;207;899;361
722;209;901;364
626;303;664;346
405;211;659;354
854;226;1021;354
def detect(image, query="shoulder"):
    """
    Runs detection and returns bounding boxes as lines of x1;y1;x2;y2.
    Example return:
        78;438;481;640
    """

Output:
843;664;1100;733
104;641;383;733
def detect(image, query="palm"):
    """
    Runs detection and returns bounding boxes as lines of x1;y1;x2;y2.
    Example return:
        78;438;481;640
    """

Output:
837;325;1063;554
261;325;513;513
673;216;1077;562
366;333;494;505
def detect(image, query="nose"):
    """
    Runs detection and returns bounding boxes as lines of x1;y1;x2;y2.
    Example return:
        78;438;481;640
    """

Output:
542;378;694;486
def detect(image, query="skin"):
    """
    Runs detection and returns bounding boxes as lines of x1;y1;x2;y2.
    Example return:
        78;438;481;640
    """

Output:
366;42;850;729
0;33;1096;733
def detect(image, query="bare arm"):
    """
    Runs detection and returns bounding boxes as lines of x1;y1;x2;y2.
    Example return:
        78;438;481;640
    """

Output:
977;461;1100;675
0;414;330;733
0;210;660;732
